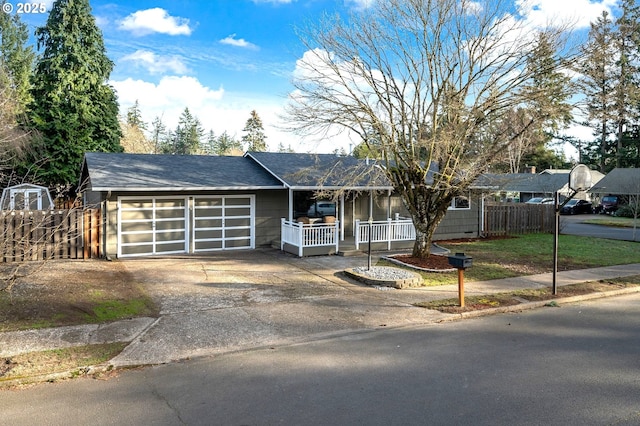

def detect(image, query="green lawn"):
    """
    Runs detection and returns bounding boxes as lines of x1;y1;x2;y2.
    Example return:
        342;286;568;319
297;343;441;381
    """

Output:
582;216;639;228
381;234;640;286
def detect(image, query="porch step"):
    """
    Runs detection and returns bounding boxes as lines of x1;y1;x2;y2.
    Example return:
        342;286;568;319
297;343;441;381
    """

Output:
337;249;362;257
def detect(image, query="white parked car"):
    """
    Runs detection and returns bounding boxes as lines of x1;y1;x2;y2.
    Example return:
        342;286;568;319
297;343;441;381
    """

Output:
525;197;553;204
307;201;336;217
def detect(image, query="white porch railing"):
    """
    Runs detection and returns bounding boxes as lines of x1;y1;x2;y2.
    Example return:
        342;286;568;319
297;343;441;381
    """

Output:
355;218;415;250
281;218;340;257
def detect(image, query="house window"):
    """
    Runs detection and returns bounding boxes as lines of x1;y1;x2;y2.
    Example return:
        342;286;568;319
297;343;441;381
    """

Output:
449;194;470;210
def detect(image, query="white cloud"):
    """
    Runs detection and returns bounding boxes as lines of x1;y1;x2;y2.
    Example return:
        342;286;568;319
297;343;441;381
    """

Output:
119;8;193;36
111;76;314;152
516;0;618;30
120;50;188;75
220;34;259;50
112;76;224;114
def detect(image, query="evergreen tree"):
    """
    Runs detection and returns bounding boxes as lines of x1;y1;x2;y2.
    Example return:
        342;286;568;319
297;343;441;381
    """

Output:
241;110;267;151
213;131;242;155
0;5;35;114
120;101;153;153
202;130;217;155
159;129;175;155
577;11;617;172
173;107;203;155
126;100;146;130
276;142;294;153
507;32;573;172
27;0;122;191
613;0;640;168
522;33;573;139
150;115;166;154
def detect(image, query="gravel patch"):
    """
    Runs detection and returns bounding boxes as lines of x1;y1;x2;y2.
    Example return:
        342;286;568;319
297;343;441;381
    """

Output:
345;266;423;289
352;266;418;280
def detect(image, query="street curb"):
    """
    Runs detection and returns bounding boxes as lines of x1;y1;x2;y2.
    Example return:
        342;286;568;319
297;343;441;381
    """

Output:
0;363;114;389
3;286;639;389
434;285;640;323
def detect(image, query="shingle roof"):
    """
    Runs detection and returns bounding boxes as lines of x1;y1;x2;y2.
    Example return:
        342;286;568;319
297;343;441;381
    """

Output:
476;169;605;193
590;168;640;195
82;152;284;191
245;152;393;189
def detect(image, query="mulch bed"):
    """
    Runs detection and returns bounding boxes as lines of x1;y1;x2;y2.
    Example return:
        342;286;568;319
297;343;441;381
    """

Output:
391;254;453;270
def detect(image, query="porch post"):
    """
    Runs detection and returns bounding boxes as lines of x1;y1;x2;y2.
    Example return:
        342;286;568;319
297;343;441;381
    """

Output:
339;193;345;241
288;189;294;221
297;221;304;257
351;197;356;236
280;218;285;251
355;219;360;250
369;190;373;222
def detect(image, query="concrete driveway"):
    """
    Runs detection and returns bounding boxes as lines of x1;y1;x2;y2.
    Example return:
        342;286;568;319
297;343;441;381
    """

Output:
110;249;447;366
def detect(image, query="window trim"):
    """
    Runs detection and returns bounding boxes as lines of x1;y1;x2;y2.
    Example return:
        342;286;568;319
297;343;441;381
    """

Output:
448;193;471;210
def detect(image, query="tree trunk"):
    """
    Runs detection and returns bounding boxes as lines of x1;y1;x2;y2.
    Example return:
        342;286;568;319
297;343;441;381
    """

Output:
406;190;452;259
412;229;433;258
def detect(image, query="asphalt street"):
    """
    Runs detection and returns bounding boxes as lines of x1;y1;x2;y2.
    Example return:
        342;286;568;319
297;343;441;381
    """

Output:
2;292;639;426
561;214;640;241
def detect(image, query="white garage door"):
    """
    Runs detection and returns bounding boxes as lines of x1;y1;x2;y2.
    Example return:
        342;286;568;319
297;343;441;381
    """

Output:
192;195;255;252
117;195;255;257
118;197;189;257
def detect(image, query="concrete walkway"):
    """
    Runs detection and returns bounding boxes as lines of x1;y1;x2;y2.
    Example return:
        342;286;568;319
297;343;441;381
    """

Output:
2;250;640;371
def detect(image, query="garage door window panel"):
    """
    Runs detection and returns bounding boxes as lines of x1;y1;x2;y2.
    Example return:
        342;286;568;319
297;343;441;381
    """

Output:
118;197;188;257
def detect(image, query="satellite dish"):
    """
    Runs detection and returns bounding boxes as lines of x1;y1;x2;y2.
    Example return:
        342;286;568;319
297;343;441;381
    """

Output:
569;164;592;192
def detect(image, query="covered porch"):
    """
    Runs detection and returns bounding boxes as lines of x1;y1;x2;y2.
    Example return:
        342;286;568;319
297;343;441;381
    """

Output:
280;216;415;257
244;152;417;256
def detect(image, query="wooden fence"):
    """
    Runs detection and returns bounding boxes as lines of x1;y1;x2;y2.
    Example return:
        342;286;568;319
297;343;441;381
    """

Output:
0;209;100;262
484;203;555;237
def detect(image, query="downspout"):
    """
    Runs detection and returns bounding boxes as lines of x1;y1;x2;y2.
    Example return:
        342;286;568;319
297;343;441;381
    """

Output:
103;191;111;260
480;192;485;237
369;190;373;222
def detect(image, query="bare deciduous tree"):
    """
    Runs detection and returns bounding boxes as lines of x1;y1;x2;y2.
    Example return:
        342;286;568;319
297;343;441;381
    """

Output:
285;0;574;257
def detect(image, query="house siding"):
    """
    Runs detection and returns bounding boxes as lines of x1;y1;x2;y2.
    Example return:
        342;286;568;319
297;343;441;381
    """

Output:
389;192;482;241
433;206;481;239
344;191;481;242
254;190;288;247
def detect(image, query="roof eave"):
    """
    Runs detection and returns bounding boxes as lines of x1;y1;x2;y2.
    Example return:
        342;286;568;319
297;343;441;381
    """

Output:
86;185;287;192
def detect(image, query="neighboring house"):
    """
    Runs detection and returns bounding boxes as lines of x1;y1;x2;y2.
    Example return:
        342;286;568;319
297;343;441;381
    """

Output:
589;168;640;205
477;169;604;203
79;152;484;258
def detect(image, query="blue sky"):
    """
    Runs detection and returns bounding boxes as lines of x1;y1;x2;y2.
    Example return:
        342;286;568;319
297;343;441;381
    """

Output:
17;0;620;154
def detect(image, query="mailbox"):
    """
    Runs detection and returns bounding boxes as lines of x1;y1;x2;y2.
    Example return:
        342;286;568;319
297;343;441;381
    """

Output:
447;252;473;269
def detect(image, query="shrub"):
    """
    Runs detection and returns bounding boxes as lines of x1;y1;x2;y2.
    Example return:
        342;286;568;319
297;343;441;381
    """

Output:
614;204;637;218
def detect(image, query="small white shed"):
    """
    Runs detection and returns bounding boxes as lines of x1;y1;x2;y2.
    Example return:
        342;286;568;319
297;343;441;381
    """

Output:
0;183;54;210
